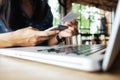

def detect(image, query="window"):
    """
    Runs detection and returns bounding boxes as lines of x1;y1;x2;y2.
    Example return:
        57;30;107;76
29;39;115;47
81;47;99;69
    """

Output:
72;3;111;35
71;3;112;45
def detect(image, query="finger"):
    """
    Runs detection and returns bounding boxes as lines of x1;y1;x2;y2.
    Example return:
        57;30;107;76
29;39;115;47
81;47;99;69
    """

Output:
33;36;51;45
36;30;59;37
68;27;78;35
64;20;78;27
44;30;59;36
64;22;72;27
64;29;74;36
37;35;56;44
71;20;78;25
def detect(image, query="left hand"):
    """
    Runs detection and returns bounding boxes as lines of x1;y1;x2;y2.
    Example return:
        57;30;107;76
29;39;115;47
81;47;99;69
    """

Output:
58;19;78;39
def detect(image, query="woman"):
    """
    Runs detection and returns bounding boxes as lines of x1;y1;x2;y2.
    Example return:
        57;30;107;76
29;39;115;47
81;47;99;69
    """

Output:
0;27;58;48
0;0;58;48
9;0;53;31
0;0;78;47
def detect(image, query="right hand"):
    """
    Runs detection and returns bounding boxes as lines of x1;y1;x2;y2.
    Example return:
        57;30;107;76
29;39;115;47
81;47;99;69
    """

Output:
10;27;59;47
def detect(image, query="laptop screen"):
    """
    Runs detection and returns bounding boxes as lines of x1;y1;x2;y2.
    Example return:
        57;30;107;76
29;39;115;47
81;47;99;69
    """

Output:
103;0;120;71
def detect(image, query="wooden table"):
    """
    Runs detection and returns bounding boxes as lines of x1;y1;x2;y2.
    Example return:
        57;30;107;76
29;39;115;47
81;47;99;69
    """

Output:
0;54;120;80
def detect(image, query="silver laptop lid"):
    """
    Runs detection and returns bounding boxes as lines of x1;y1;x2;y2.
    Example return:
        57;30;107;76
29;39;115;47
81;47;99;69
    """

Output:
103;0;120;71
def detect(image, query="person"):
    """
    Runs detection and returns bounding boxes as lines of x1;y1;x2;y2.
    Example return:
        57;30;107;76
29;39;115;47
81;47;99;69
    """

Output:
0;0;59;48
0;27;59;48
0;0;78;48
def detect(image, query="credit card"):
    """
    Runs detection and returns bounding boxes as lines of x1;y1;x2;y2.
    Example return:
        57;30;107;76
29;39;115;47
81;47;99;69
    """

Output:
62;11;79;22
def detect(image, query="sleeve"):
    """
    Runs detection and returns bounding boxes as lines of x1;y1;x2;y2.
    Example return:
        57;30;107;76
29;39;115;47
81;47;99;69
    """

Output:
0;18;11;33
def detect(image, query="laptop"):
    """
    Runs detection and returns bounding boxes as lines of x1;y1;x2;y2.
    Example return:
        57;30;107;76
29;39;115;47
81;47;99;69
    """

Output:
0;1;120;72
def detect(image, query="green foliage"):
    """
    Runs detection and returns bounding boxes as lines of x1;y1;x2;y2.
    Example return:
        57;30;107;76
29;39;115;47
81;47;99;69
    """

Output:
72;3;80;13
72;3;100;34
53;17;59;26
80;14;89;28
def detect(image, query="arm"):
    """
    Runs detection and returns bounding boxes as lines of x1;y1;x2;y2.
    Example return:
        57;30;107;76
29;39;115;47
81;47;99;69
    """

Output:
0;27;58;48
0;32;14;48
48;20;78;46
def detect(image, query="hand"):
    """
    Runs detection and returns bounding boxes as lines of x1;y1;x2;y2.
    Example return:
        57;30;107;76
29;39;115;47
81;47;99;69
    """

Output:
10;27;58;47
58;19;78;39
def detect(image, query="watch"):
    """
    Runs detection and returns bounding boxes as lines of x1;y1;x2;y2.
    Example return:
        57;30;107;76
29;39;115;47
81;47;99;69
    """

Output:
56;34;65;43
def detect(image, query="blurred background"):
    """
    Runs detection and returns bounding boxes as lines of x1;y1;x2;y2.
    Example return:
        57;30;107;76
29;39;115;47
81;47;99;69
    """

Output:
47;0;117;45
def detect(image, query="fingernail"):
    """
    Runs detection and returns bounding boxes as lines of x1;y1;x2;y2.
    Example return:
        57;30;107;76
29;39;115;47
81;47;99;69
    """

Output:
56;30;59;33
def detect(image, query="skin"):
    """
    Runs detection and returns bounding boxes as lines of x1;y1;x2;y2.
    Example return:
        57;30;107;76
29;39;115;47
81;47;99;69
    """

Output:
0;27;59;48
0;0;78;48
20;0;79;46
48;20;78;45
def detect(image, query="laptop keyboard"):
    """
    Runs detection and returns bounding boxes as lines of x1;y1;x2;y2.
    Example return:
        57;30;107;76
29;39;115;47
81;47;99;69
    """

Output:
37;45;106;56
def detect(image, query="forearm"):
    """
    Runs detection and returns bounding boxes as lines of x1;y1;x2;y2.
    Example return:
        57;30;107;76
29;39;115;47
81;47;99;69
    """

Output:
0;32;15;48
48;35;58;46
